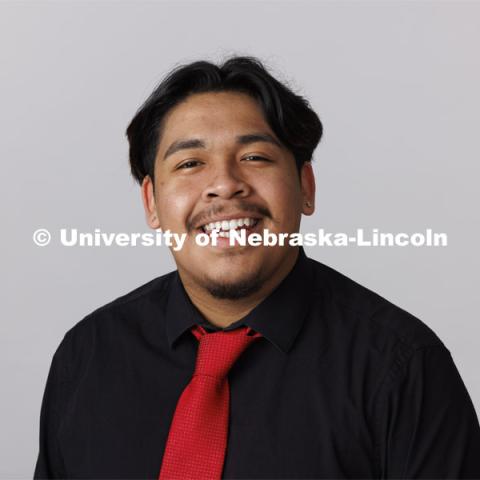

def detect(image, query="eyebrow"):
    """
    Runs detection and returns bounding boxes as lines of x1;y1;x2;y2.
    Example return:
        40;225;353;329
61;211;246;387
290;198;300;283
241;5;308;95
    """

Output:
163;132;282;160
236;133;282;148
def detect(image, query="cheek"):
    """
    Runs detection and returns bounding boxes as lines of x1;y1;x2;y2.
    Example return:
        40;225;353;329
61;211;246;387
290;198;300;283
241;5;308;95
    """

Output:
155;182;197;230
263;172;303;215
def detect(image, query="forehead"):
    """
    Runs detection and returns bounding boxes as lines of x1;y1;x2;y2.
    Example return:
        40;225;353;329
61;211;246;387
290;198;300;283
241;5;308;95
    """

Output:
159;91;273;144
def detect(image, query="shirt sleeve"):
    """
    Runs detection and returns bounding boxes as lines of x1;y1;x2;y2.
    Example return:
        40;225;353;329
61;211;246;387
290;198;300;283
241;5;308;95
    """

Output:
33;335;70;479
378;343;480;478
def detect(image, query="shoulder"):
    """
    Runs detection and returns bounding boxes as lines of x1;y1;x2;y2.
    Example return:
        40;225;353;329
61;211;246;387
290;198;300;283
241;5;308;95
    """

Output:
306;255;444;351
55;271;176;367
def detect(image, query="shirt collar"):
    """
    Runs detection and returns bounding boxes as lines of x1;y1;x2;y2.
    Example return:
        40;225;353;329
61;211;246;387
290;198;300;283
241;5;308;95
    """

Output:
165;247;315;354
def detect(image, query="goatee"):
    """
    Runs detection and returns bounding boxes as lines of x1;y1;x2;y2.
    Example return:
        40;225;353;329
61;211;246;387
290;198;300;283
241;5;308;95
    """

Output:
203;270;264;300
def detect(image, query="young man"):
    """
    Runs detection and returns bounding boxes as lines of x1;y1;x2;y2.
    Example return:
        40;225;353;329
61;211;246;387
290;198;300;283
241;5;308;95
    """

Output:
34;57;480;479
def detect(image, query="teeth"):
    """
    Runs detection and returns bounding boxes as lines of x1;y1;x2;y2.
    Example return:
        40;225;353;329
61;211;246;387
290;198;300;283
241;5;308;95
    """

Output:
202;217;258;232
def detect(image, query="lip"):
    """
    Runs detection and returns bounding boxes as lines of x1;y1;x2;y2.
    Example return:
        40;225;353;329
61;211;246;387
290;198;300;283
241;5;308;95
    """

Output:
197;218;264;249
194;213;263;231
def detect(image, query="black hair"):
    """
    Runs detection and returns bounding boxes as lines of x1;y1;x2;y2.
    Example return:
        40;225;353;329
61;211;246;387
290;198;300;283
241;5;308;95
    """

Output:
126;56;323;183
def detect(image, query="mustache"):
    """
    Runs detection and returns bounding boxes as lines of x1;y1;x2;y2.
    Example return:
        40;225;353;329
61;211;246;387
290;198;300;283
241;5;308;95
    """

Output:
188;202;271;232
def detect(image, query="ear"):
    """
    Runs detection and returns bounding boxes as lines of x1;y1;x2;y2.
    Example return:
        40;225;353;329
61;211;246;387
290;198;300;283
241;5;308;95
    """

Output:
300;162;316;216
141;175;161;229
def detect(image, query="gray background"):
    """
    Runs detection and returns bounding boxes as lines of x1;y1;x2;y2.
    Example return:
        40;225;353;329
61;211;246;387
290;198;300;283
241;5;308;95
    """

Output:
1;1;479;477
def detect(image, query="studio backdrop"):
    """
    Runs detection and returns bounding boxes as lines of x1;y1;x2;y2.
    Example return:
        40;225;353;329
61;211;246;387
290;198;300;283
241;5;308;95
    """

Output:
1;1;479;477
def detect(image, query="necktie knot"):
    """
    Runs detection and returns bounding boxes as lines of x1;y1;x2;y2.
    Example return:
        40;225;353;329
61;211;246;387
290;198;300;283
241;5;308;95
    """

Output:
191;325;262;379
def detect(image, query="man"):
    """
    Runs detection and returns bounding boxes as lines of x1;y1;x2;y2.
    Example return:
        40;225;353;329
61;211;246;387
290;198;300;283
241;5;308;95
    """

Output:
34;56;480;479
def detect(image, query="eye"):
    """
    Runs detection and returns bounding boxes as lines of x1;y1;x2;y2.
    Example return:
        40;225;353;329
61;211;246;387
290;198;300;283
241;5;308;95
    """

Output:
176;159;202;170
242;155;271;162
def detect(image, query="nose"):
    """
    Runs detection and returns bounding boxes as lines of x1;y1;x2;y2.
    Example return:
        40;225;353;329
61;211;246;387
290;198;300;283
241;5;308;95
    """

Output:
201;163;251;201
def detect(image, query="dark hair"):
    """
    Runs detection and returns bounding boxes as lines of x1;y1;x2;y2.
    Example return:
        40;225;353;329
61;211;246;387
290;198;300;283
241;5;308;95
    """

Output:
126;56;323;184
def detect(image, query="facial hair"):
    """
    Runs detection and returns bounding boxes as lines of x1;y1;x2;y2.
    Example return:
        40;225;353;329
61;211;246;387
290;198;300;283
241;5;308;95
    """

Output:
201;266;264;300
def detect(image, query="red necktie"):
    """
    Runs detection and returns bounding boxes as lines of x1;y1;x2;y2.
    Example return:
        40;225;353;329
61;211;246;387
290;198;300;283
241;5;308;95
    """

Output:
158;325;262;480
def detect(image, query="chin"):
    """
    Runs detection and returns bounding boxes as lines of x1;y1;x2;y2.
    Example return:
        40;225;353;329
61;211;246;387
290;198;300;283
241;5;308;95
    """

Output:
199;267;265;300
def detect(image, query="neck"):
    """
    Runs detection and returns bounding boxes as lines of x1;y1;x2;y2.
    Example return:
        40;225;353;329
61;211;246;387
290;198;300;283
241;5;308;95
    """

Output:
179;248;299;329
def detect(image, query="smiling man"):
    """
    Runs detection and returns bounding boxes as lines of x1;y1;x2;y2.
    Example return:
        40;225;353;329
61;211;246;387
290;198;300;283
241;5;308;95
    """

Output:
141;88;315;323
34;57;480;479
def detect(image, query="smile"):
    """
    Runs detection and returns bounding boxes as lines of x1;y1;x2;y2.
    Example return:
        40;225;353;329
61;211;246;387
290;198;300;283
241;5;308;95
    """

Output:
199;217;261;236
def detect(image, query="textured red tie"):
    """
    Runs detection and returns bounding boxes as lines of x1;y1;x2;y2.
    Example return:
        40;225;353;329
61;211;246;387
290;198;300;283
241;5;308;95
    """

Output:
158;325;262;480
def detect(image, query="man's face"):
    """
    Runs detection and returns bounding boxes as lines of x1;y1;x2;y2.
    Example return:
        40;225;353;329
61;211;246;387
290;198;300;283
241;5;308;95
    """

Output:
142;91;315;299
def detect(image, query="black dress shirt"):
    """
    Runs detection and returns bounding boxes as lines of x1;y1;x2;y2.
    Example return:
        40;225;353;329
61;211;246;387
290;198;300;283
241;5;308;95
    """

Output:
34;247;480;479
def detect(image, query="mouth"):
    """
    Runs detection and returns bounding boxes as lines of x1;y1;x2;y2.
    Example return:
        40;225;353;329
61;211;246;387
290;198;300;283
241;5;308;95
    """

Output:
196;216;262;239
